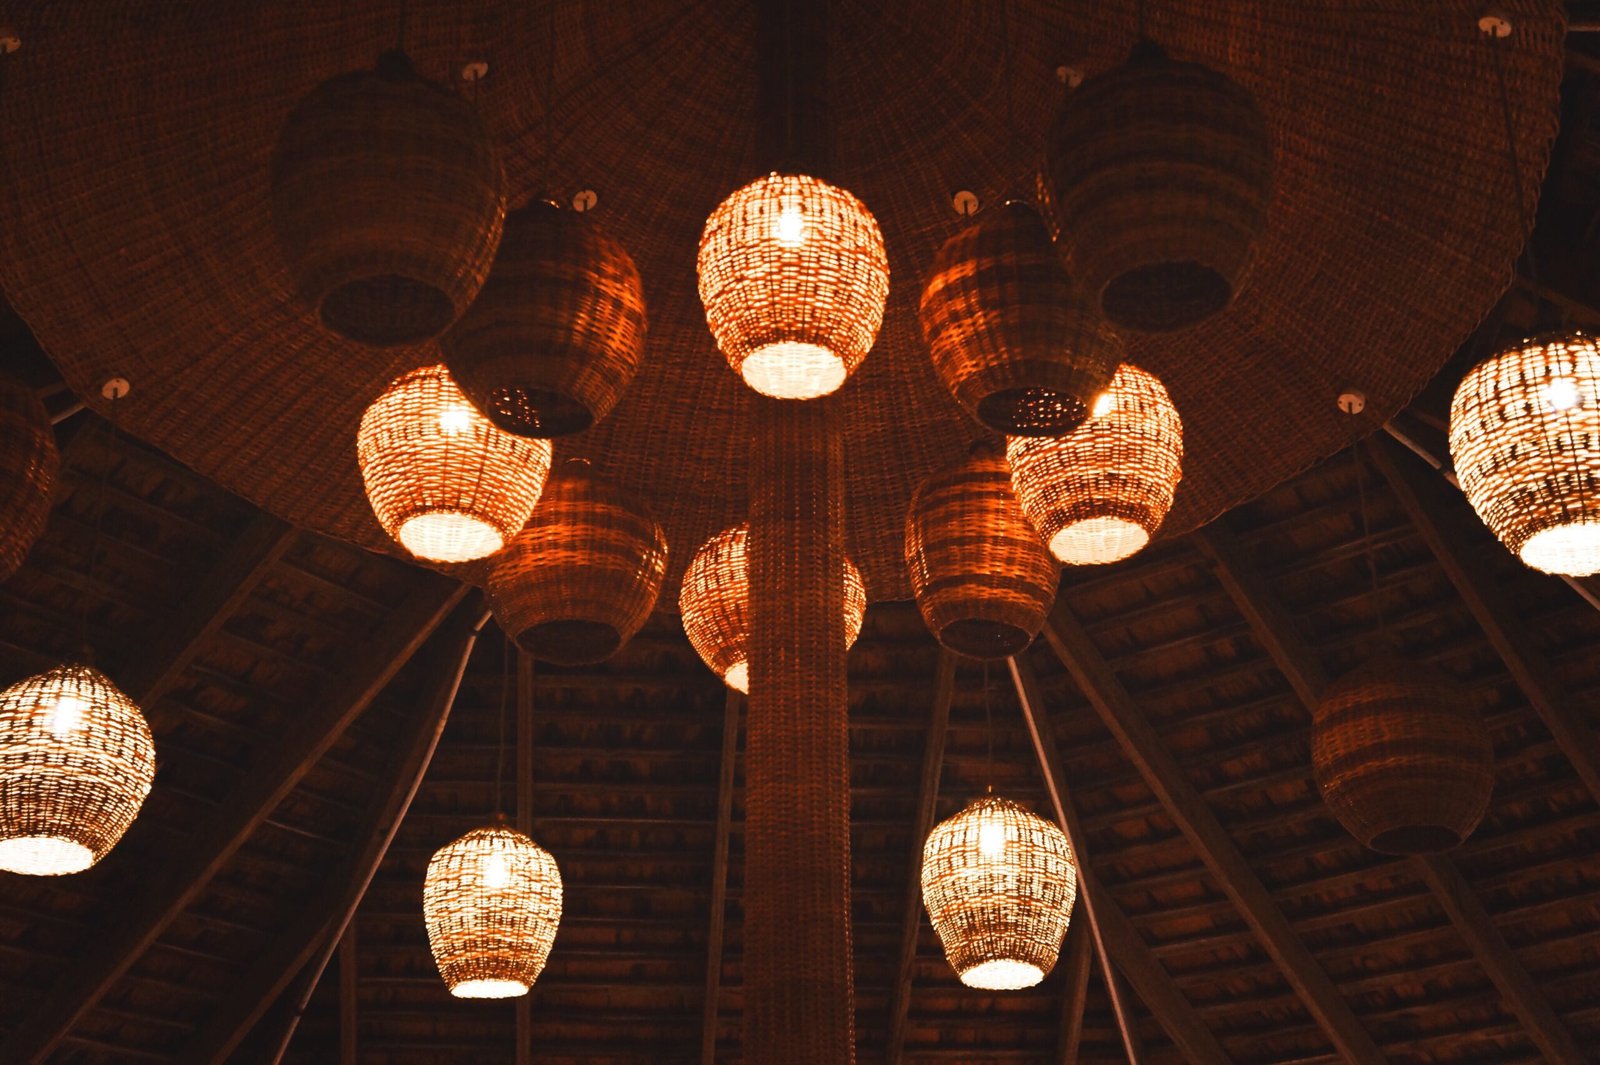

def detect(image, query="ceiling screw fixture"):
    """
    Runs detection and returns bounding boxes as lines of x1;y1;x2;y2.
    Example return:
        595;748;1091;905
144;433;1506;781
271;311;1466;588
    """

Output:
1337;388;1366;415
1055;65;1083;87
460;60;489;82
1477;10;1513;38
0;26;19;54
951;190;980;216
99;377;131;401
571;189;597;212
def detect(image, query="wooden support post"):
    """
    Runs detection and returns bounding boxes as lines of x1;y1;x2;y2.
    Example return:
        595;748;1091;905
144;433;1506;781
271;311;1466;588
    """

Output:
702;689;743;1065
1;576;470;1065
1055;921;1094;1065
338;926;357;1065
516;647;536;1065
1039;609;1388;1064
885;651;956;1065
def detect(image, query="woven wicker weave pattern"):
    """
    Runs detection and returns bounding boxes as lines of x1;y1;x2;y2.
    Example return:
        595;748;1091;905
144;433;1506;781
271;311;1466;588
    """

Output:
679;522;865;693
442;201;647;438
905;448;1058;659
921;795;1077;991
423;825;563;999
0;664;155;876
919;202;1120;436
356;365;552;564
698;173;889;399
1449;332;1600;576
0;373;59;582
1312;658;1494;855
1007;364;1183;566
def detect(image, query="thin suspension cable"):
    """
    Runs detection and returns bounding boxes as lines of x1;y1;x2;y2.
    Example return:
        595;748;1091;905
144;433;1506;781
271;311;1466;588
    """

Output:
1355;439;1386;649
1135;0;1147;41
494;634;511;817
983;660;995;794
1490;31;1543;295
1001;0;1015;198
543;0;557;196
80;396;120;661
395;0;408;54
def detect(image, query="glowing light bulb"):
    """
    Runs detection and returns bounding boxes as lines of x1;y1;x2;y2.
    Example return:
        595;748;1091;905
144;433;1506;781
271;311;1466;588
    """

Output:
1545;377;1581;412
774;205;806;248
438;404;474;436
1092;390;1115;419
47;693;86;738
977;818;1006;858
483;851;511;889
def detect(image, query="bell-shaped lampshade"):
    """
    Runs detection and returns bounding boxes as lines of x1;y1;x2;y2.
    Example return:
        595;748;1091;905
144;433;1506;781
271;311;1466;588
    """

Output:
679;522;867;693
0;372;60;582
921;795;1077;990
423;824;563;999
1007;364;1183;566
357;364;552;564
697;172;890;399
0;664;155;875
1449;331;1600;575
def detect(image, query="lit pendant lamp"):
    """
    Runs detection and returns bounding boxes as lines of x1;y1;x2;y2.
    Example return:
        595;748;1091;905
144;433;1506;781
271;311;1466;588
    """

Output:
1449;332;1600;575
920;202;1121;436
272;50;506;346
679;522;866;693
357;364;552;564
441;200;647;437
921;795;1077;990
0;372;59;582
0;663;155;875
697;172;890;399
1006;364;1183;565
423;824;563;998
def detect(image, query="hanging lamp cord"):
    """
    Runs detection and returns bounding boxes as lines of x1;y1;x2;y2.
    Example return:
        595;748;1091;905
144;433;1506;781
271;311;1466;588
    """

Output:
1000;0;1015;201
1354;439;1388;655
543;0;557;197
1489;26;1551;327
493;634;511;819
982;660;995;795
79;392;122;663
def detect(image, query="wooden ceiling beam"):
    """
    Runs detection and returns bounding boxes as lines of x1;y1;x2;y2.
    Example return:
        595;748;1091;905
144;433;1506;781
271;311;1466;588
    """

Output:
701;688;743;1065
1055;920;1094;1065
0;575;470;1065
1039;606;1387;1065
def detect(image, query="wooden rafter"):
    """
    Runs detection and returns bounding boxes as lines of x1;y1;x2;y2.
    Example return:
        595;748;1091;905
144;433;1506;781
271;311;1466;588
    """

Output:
1;576;471;1065
1054;921;1094;1065
339;926;358;1065
1039;608;1388;1065
1196;520;1589;1065
702;688;743;1065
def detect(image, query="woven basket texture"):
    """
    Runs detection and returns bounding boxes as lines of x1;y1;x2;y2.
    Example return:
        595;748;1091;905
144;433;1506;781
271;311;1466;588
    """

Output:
1449;331;1600;576
0;373;59;582
0;2;1562;600
0;664;155;876
271;50;505;347
487;461;667;665
441;200;646;437
1312;656;1494;855
905;448;1058;658
920;202;1119;436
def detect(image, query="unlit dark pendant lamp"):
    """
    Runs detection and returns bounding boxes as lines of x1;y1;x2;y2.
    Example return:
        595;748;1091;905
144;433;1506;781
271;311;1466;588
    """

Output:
0;372;59;582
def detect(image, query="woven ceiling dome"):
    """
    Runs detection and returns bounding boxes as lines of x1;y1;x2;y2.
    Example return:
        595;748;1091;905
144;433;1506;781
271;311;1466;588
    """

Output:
1042;41;1271;334
1449;332;1600;576
272;50;505;347
697;172;889;399
0;373;59;582
1007;364;1183;566
441;200;647;438
920;795;1077;991
1313;657;1494;855
423;824;563;999
920;202;1120;436
487;460;668;665
905;446;1059;659
0;663;155;876
357;364;552;564
679;522;867;693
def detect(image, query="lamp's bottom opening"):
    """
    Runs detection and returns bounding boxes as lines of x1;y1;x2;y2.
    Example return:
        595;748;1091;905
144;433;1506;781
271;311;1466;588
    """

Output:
960;958;1045;991
1102;261;1231;333
1050;517;1149;566
1519;521;1600;576
397;512;504;564
741;342;846;399
938;619;1034;659
723;660;749;694
514;620;623;665
450;978;530;999
1370;824;1465;855
0;834;96;876
475;383;595;438
321;274;455;347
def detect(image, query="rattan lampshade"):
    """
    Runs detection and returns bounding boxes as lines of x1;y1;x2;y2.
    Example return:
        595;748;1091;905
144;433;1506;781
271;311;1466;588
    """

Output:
919;202;1120;436
1313;657;1493;855
0;373;59;582
906;446;1059;659
1042;42;1271;334
697;172;889;399
1006;364;1183;566
357;364;551;564
423;824;563;999
441;200;647;437
679;522;866;693
1449;332;1600;576
487;460;667;665
921;795;1077;991
0;663;155;876
272;50;505;347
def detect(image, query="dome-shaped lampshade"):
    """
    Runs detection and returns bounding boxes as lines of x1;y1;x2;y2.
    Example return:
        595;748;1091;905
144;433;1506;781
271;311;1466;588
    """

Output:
1006;364;1183;565
487;461;668;665
1449;332;1600;575
0;373;59;582
423;825;563;999
920;202;1121;436
679;522;867;693
272;51;505;346
697;172;889;399
906;446;1059;658
358;365;551;564
1042;42;1271;333
0;664;155;876
1313;657;1493;855
921;795;1077;990
441;200;647;437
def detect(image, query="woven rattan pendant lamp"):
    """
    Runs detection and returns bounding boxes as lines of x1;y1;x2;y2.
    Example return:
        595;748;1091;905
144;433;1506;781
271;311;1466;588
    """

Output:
0;372;59;582
357;364;552;564
679;522;866;693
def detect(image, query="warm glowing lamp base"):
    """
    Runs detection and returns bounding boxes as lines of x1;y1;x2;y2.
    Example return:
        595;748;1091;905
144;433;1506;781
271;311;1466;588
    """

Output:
960;958;1046;991
450;978;530;1000
741;342;847;399
1519;521;1600;576
1049;517;1150;566
0;834;96;876
397;512;505;564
